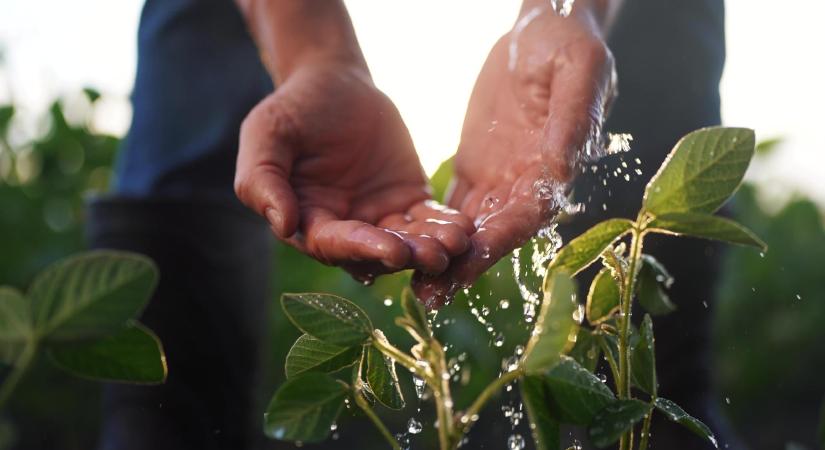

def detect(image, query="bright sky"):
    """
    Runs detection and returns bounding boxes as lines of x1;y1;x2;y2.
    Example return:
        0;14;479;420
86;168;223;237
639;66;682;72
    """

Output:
1;0;822;205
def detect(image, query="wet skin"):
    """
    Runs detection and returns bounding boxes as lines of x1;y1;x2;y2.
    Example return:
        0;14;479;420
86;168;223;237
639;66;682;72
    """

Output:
234;0;618;305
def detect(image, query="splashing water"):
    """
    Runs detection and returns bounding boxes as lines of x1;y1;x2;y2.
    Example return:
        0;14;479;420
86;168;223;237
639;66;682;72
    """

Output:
507;433;526;449
407;418;423;434
550;0;575;17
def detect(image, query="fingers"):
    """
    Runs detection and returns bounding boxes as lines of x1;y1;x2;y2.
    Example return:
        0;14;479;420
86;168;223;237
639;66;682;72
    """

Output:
302;207;411;270
379;212;470;256
412;168;560;309
407;200;475;235
542;40;615;182
235;95;300;238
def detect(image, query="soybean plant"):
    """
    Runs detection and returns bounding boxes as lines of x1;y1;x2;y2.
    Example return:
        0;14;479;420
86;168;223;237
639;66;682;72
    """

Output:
264;127;765;450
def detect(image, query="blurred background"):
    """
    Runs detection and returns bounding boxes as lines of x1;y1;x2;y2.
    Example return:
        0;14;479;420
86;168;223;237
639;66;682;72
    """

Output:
0;0;823;449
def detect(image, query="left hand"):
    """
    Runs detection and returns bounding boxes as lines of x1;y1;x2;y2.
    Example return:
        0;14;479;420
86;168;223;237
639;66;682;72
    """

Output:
413;6;617;307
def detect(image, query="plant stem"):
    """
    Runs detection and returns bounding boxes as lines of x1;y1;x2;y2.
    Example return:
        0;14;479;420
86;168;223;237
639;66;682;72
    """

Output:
354;389;402;450
638;410;654;450
597;334;621;392
618;227;644;450
456;367;524;437
371;332;429;380
0;339;37;410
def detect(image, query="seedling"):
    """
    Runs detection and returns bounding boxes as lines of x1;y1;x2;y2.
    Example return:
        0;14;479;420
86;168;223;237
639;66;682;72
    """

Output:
265;127;765;449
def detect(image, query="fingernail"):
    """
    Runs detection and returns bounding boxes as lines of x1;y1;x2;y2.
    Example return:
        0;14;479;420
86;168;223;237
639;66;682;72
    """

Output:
265;208;283;235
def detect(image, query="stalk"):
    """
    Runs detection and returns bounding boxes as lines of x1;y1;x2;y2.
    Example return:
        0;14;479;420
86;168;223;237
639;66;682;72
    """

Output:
0;339;37;409
354;388;402;450
618;225;644;450
638;410;653;450
456;367;524;441
371;332;430;381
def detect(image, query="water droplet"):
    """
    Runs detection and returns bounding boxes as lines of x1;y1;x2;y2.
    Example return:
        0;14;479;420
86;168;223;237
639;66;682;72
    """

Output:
383;297;393;306
514;345;525;356
413;375;426;398
481;306;491;317
407;418;423;434
499;299;510;309
494;333;505;347
796;294;802;300
507;433;526;449
597;373;608;383
725;397;731;405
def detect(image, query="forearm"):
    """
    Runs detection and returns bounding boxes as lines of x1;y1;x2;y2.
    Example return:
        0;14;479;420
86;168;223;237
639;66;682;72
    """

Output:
519;0;624;33
235;0;368;83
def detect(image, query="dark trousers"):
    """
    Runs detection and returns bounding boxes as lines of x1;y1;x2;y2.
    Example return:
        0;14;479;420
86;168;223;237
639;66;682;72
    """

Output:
88;198;271;450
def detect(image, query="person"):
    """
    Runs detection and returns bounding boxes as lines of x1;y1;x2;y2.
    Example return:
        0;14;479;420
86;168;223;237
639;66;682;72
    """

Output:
88;0;732;449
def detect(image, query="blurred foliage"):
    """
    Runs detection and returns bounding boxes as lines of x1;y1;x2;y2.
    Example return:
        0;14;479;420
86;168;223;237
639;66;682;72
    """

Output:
713;183;825;449
1;87;823;450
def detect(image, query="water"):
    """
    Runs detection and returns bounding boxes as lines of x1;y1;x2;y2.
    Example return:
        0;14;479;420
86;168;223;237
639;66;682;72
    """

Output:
407;418;423;434
507;434;526;449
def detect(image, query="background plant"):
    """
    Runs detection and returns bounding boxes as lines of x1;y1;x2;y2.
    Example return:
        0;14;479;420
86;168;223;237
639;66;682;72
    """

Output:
263;127;770;450
0;250;168;411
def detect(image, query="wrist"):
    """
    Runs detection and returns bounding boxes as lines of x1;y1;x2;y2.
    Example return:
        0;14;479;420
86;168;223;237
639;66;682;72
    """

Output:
237;0;369;83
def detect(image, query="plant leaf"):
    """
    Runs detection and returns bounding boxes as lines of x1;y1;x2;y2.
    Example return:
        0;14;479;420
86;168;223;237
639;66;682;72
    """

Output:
647;212;767;251
654;398;717;447
47;322;167;384
523;272;579;374
568;328;601;372
643;127;755;215
587;268;620;325
365;330;404;410
520;375;561;450
285;334;361;379
631;314;657;396
264;372;348;443
0;287;31;363
544;356;615;425
281;293;373;347
28;251;157;341
400;287;431;341
546;219;633;280
636;255;677;316
587;399;652;448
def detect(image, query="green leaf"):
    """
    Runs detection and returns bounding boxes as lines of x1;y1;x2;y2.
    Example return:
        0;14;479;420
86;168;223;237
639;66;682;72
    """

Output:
631;314;657;396
47;322;167;384
755;136;782;157
654;398;717;447
0;105;14;135
643;127;755;215
264;372;348;443
544;356;615;425
568;328;601;373
285;334;361;379
586;268;620;325
28;251;158;341
365;333;404;410
546;219;633;279
281;293;373;347
636;255;677;316
523;272;579;374
0;287;31;364
647;212;767;251
587;399;652;448
399;287;431;341
520;375;561;450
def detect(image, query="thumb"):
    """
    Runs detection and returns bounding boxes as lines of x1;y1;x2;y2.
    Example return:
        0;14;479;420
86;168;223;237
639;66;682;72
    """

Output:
234;97;300;238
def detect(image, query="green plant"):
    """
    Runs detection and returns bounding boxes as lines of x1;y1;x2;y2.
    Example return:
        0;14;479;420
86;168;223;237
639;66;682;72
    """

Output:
263;127;765;449
0;250;167;409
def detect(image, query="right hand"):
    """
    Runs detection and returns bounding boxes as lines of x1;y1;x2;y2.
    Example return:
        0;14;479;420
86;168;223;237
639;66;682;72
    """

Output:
234;62;474;282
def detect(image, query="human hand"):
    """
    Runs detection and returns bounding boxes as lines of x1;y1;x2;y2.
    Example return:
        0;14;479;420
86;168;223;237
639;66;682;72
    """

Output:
235;62;474;282
413;5;617;307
